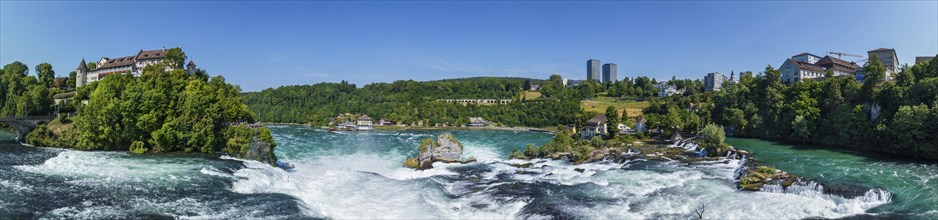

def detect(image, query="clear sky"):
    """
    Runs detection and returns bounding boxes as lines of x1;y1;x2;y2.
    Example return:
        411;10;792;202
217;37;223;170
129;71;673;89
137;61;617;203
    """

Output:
1;1;936;91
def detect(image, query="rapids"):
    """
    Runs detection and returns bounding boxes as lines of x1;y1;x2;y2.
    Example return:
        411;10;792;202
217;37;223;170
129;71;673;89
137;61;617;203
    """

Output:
1;125;935;219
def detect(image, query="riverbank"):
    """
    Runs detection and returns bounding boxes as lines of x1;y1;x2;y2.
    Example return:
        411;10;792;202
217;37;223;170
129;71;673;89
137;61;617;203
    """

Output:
23;117;280;165
260;122;558;133
728;134;938;162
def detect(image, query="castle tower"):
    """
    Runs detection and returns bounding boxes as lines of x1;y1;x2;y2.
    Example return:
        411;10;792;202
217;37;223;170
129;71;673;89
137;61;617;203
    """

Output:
76;59;88;87
186;60;197;75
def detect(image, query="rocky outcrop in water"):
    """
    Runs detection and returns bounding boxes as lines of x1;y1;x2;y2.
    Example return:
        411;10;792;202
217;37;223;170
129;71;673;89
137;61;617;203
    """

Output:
404;133;476;170
234;125;278;165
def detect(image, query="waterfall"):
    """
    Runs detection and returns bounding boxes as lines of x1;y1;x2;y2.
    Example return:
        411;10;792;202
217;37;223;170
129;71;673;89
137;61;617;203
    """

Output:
759;181;892;204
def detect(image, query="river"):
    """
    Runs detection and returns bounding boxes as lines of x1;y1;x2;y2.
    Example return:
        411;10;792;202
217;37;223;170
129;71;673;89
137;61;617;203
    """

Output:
0;125;935;219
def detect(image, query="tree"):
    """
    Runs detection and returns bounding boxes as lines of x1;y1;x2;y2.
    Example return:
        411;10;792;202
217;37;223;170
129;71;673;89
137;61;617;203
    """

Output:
861;54;886;102
605;106;619;138
3;61;28;77
35;63;55;88
164;47;188;69
791;115;811;142
67;71;77;88
700;123;728;156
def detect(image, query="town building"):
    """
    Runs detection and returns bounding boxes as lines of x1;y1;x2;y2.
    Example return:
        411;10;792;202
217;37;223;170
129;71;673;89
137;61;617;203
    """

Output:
704;72;725;91
75;48;192;87
52;77;69;89
780;58;825;84
602;63;617;83
656;83;684;97
378;118;394;126
468;117;493;127
867;48;899;78
587;59;601;81
356;115;373;131
53;91;76;106
633;116;647;133
791;52;823;64
580;114;608;139
916;56;935;64
815;56;861;77
563;78;585;87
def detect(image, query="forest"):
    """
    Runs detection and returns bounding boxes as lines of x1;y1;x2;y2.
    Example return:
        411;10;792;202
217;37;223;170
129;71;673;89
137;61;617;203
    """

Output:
705;55;938;160
632;55;938;160
243;76;583;127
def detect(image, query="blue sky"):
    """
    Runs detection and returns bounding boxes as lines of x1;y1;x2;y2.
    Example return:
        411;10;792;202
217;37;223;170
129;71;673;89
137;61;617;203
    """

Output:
1;1;936;91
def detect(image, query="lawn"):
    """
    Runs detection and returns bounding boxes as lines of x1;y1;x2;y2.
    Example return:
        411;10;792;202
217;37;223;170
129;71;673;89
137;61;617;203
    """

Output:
522;91;542;100
580;97;649;119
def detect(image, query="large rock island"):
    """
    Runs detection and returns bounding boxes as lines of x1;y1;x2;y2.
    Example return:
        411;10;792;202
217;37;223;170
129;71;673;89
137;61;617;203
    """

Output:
18;48;279;165
404;133;476;170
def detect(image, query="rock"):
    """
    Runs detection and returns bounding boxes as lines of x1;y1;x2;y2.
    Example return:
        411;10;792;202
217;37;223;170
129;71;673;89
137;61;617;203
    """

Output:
410;133;470;170
574;168;586;173
239;126;278;165
464;157;477;163
510;163;533;168
404;157;419;169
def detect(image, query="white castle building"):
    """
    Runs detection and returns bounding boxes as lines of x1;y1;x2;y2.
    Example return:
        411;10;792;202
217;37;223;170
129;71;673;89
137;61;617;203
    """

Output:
75;48;196;87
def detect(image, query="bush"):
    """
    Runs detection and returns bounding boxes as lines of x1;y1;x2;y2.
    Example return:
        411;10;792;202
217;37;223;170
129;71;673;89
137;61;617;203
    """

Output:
509;148;527;159
129;141;148;154
700;124;729;156
523;143;539;157
25;124;54;147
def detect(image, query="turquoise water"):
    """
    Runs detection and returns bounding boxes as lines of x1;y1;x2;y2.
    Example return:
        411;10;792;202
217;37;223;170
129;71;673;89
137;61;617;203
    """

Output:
0;126;934;218
727;138;938;216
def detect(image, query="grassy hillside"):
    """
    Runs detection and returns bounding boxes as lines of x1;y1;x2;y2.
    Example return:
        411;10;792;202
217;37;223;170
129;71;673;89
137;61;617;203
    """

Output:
581;97;649;119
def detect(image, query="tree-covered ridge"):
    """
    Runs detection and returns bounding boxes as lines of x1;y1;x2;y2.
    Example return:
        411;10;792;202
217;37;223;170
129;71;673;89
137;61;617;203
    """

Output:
71;63;257;154
7;48;273;162
243;75;584;127
708;55;938;159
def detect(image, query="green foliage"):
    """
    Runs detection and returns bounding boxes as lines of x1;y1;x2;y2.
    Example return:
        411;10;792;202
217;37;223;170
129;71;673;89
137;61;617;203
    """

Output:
707;58;938;160
418;138;432;153
25;124;54;147
163;47;188;69
67;71;77;89
523;143;539;157
605;106;619;138
35;63;55;88
129;141;148;154
45;51;264;154
510;148;527;159
243;77;581;128
700;124;728;156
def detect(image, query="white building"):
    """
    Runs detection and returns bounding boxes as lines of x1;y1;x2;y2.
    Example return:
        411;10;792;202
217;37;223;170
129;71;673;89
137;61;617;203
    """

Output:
791;52;823;64
780;58;826;84
580;114;608;139
780;52;865;84
76;48;193;87
563;78;585;87
356;115;373;131
655;83;684;97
